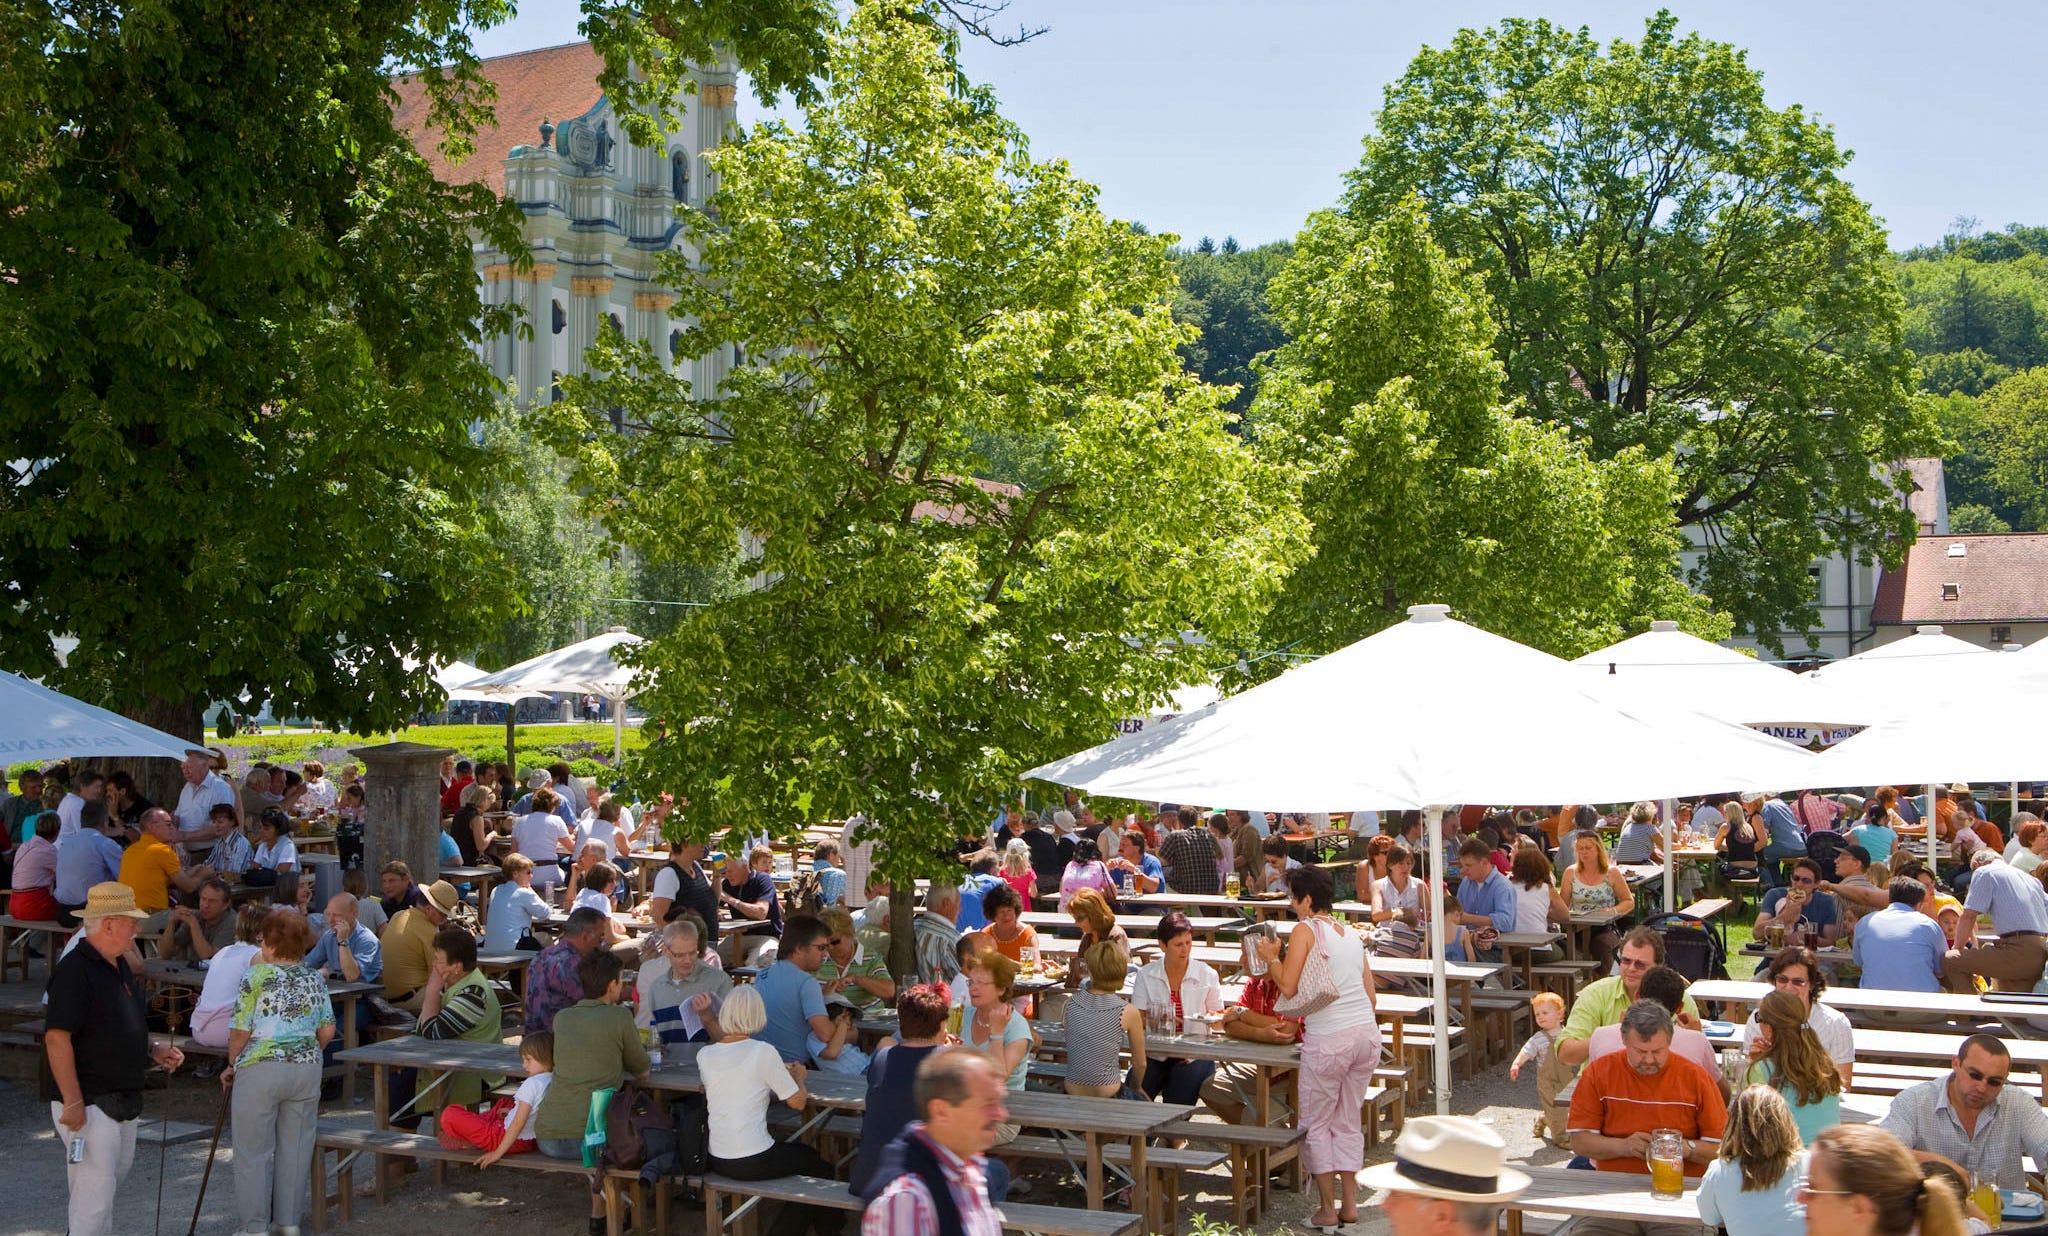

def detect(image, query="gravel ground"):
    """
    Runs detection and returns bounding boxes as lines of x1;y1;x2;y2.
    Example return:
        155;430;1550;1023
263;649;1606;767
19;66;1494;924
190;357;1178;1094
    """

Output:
0;1038;1568;1236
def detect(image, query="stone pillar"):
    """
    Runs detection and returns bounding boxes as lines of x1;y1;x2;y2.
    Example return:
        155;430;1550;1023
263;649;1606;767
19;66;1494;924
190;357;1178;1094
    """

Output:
350;741;456;893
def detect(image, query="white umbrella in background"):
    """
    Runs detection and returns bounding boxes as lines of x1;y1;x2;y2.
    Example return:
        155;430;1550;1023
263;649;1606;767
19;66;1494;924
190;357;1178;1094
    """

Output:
432;660;549;705
0;671;213;762
1573;620;1875;907
1808;625;2004;868
459;629;649;760
1026;604;1817;1113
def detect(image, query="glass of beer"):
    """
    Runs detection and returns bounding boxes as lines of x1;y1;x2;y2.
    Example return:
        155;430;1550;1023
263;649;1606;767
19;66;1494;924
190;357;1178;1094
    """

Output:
1972;1174;2004;1226
1225;871;1242;899
946;1003;965;1039
1647;1129;1685;1198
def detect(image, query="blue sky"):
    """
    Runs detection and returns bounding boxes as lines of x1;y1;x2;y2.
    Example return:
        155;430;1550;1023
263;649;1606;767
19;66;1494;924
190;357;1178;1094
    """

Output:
473;1;2048;251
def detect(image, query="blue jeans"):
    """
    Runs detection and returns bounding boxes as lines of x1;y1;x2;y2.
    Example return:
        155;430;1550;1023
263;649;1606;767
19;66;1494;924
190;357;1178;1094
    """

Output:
1759;840;1806;887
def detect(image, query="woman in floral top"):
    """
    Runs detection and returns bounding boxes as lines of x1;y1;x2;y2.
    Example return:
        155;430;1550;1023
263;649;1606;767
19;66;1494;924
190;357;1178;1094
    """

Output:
227;907;334;1236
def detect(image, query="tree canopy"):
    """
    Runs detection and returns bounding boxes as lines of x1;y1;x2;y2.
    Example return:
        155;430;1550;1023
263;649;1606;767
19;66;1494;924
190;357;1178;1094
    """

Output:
1247;198;1721;664
0;0;527;740
1345;11;1936;651
542;0;1305;942
1173;240;1293;415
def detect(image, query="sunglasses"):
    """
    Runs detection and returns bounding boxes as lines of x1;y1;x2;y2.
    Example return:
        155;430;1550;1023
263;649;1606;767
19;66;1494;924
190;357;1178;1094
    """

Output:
1773;975;1811;988
1963;1066;2009;1088
1790;876;1816;885
1796;1185;1855;1201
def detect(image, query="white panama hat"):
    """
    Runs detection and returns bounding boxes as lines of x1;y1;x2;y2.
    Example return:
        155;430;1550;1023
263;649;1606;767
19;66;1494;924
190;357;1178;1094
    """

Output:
1358;1115;1530;1203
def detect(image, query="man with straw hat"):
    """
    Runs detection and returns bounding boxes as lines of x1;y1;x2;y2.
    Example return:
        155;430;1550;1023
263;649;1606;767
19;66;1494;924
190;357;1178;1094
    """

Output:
1361;1115;1529;1236
43;881;186;1235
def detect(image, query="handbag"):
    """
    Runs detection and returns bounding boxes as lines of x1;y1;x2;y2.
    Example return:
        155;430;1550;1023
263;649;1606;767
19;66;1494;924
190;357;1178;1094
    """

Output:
1273;919;1341;1018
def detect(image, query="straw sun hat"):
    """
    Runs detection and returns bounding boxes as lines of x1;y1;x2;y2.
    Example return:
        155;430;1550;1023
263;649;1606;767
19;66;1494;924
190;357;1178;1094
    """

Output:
80;882;151;921
1358;1115;1530;1203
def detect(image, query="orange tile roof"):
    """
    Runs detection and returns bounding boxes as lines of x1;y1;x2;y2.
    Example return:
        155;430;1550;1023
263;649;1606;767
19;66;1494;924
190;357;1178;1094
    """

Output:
1871;533;2048;625
391;41;604;195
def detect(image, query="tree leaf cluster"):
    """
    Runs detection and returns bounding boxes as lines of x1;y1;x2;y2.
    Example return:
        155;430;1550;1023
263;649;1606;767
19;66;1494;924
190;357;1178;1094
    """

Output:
541;0;1308;895
0;0;528;739
1172;240;1293;415
1344;10;1935;652
1247;198;1724;666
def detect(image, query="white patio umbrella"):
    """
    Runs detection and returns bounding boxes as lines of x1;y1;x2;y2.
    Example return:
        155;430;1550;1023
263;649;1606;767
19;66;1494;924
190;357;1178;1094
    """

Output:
1026;604;1817;1113
459;629;648;760
432;660;548;705
0;671;213;762
1807;625;2002;869
1573;620;1874;907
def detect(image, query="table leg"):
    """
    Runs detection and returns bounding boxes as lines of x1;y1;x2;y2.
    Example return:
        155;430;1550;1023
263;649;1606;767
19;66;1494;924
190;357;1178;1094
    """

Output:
341;993;360;1105
372;1063;390;1129
1085;1133;1104;1208
1129;1135;1150;1233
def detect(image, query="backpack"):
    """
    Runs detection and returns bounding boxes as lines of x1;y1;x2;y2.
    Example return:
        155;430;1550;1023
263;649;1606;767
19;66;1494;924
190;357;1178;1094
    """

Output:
602;1081;674;1172
667;1091;710;1181
1642;912;1727;987
786;866;824;917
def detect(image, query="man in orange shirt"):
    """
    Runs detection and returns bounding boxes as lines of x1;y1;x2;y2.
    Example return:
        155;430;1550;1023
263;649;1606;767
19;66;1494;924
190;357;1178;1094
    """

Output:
1933;785;1961;842
119;809;214;922
1567;1001;1726;1236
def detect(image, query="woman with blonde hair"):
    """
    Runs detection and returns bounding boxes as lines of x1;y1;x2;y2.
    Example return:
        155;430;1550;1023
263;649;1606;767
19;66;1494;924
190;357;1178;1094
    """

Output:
1611;801;1665;865
998;840;1036;902
1559;830;1634;969
1746;988;1842;1142
1697;1085;1806;1231
1804;1124;1968;1236
960;949;1030;1144
1061;887;1130;990
1062;941;1147;1098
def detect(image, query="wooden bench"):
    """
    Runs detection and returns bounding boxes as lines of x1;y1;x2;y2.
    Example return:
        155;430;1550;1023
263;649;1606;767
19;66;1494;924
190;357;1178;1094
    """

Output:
1000;1134;1225;1236
1184;1121;1304;1224
308;1123;649;1235
1529;958;1601;1002
1469;990;1536;1070
701;1172;1138;1236
1674;897;1734;948
0;916;67;983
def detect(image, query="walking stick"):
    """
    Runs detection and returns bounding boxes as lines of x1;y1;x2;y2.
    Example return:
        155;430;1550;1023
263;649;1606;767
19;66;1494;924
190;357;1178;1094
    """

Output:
154;1101;170;1236
187;1078;231;1236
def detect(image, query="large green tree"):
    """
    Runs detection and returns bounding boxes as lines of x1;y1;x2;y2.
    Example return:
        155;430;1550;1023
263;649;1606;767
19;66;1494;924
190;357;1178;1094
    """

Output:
543;0;1306;972
1346;11;1934;651
1173;240;1293;414
1249;198;1721;663
0;0;531;746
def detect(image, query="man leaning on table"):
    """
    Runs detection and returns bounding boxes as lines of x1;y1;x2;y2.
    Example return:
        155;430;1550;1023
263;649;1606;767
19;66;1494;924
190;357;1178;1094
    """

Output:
1853;878;1949;992
1565;1001;1726;1236
1361;1116;1528;1236
1555;927;1700;1066
1880;1033;2048;1187
1942;849;2048;993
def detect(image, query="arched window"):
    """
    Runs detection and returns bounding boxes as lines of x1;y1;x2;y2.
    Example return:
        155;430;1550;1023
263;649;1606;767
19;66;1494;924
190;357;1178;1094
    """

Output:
606;313;623;337
551;300;566;335
671;150;689;201
669;329;683;361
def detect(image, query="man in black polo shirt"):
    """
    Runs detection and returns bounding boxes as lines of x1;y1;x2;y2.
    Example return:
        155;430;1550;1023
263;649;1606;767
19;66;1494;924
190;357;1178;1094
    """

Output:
44;881;185;1236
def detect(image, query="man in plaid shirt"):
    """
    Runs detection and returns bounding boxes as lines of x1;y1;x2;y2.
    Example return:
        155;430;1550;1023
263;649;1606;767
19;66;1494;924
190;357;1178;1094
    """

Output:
1157;805;1222;895
861;1051;1008;1236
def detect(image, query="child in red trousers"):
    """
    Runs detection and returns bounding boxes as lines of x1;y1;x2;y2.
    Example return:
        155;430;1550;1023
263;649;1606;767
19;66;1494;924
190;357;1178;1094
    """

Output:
439;1029;553;1162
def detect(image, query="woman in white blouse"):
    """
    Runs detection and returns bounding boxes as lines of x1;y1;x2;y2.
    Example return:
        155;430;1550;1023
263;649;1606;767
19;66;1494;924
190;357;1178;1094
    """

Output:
512;788;572;888
252;808;298;875
698;986;840;1236
1129;911;1223;1106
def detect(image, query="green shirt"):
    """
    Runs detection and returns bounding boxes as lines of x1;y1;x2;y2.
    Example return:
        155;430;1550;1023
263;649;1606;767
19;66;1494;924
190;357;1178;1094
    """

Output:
534;999;650;1140
1560;975;1700;1042
416;968;502;1109
816;950;891;1010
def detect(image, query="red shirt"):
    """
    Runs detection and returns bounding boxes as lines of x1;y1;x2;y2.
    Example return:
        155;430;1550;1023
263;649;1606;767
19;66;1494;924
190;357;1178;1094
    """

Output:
1565;1050;1727;1176
1238;976;1303;1039
440;775;473;813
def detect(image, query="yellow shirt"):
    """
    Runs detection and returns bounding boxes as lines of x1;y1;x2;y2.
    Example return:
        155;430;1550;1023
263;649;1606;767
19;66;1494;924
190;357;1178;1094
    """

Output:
118;833;181;913
379;907;438;1001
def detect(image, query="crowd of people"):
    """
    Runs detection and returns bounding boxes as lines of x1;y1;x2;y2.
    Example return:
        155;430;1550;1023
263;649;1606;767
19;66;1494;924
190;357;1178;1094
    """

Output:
18;754;2048;1236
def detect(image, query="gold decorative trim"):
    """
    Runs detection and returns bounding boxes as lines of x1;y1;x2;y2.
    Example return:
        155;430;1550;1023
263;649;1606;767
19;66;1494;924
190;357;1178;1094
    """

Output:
527;262;558;280
633;292;676;311
571;276;615;296
700;84;737;108
482;263;513;282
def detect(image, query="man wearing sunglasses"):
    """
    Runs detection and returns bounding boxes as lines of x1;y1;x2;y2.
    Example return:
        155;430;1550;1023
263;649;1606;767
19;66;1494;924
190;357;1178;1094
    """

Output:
1879;1033;2048;1185
1752;857;1839;947
1555;927;1702;1067
1740;946;1854;1086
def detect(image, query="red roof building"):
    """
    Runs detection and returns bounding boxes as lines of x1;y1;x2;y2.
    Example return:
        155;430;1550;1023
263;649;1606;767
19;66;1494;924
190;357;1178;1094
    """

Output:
1870;533;2048;648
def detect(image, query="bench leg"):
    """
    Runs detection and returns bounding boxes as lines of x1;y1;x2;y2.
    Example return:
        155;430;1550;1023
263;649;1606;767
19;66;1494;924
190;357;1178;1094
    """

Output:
338;1156;355;1225
310;1148;329;1233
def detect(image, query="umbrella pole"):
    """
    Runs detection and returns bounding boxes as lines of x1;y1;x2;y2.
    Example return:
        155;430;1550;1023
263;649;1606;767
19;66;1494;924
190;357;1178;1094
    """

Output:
506;706;517;783
1661;797;1675;911
1427;804;1450;1116
613;696;625;762
1927;781;1938;872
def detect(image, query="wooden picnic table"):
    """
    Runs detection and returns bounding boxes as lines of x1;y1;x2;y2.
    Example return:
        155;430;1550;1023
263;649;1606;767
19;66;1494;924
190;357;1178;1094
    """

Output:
338;1036;1197;1229
1019;911;1241;942
438;865;503;923
1370;955;1502;1030
1494;930;1563;990
1116;891;1299;918
476;949;536;1002
1690;978;2046;1037
148;959;379;1102
1566;906;1624;960
1851;1028;2048;1096
1500;1164;1700;1236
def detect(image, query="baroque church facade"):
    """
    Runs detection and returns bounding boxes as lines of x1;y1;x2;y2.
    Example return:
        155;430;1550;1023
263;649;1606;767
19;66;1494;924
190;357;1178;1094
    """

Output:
393;42;737;410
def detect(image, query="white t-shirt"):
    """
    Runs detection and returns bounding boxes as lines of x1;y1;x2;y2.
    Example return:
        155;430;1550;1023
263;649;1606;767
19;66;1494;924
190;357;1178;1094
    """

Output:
1741;999;1854;1067
1375;875;1420;916
652;865;683;901
484;883;554;951
300;779;338;812
255;836;297;871
175;773;236;838
357;897;388;936
574;818;622;861
573;888;613;916
699;1036;798;1161
56;793;85;839
1302;919;1374;1035
1513;882;1553;933
506;1071;552;1128
514;812;570;882
195;942;262;1016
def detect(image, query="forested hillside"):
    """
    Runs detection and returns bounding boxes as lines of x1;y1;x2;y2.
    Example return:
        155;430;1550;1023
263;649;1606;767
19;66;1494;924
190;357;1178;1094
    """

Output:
1895;223;2048;531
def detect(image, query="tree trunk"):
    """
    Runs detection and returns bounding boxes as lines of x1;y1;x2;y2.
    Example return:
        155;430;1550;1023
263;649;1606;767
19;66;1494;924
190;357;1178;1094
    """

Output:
888;890;917;982
95;691;208;808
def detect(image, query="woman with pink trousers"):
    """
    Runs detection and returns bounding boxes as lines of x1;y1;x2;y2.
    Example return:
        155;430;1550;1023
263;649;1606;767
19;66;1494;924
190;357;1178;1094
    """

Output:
1259;865;1380;1232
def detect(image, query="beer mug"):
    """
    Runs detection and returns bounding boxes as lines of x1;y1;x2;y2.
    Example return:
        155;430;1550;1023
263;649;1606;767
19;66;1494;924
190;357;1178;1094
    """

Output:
1646;1128;1684;1198
1225;871;1242;899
